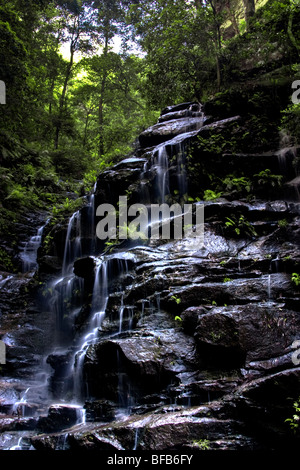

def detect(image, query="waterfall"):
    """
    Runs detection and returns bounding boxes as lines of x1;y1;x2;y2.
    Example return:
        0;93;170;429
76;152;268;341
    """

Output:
133;428;139;450
267;274;271;301
116;350;136;417
72;260;108;401
21;224;46;273
49;274;84;343
62;211;82;275
88;183;96;253
13;103;204;430
12;387;30;418
155;145;169;203
10;436;24;451
119;294;124;334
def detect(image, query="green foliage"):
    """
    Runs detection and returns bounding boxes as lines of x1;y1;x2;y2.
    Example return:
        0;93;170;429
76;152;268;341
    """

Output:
278;219;288;229
253;169;283;188
129;0;217;105
171;295;182;305
50;197;86;226
223;277;233;283
222;176;252;194
225;215;257;238
0;247;14;272
291;273;300;287
174;315;183;323
197;133;235;155
193;439;210;450
285;397;300;434
280;102;300;145
203;190;223;201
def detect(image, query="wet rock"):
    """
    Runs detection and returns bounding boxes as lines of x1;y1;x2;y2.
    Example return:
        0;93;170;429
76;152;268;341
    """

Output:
84;325;198;402
113;157;147;169
38;255;62;273
46;352;72;376
30;433;67;450
37;404;83;432
84;400;116;422
73;256;96;279
161;102;200;116
30;405;255;451
67;430;125;450
195;303;300;368
139;116;205;148
164;273;292;310
180;306;208;335
195;311;244;368
229;367;300;448
95;163;145;207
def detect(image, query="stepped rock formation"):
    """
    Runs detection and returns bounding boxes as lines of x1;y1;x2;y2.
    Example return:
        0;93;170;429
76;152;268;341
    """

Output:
1;101;300;450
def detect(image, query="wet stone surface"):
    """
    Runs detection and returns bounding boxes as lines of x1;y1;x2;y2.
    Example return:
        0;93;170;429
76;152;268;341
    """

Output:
1;102;300;450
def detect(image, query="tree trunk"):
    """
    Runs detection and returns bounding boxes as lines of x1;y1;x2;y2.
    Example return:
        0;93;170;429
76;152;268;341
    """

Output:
208;1;222;91
83;111;91;148
288;0;300;57
54;16;79;149
243;0;255;31
54;51;74;149
98;32;109;159
98;87;105;158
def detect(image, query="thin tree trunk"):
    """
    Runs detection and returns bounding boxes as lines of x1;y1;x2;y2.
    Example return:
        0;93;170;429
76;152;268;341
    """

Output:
98;86;105;158
98;32;109;158
288;0;300;57
83;111;91;148
54;16;79;149
242;0;255;31
208;1;222;90
54;55;73;149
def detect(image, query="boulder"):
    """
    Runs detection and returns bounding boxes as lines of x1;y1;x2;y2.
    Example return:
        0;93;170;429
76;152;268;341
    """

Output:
195;304;300;368
139;116;205;148
37;404;84;432
73;256;95;279
84;399;116;422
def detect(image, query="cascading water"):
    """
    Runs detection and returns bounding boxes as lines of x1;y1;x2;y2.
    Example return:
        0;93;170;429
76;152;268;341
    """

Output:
20;222;47;273
6;101;209;448
72;259;109;401
62;211;82;275
155;145;169;203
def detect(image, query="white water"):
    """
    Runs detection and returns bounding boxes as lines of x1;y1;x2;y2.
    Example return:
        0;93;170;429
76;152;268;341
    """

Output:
12;387;30;417
62;211;82;274
21;224;46;273
156;145;169;203
7;107;209;444
72;260;109;401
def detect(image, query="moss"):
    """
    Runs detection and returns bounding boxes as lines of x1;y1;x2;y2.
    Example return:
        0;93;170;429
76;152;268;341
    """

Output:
0;247;14;272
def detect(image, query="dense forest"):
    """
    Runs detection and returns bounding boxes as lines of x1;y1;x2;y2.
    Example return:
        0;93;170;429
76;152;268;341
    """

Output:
1;0;300;454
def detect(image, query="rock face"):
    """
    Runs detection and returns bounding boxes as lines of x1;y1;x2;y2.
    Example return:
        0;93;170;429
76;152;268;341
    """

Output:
1;101;300;450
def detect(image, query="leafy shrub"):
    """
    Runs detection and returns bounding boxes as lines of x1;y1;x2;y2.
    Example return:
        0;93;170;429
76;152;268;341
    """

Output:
225;215;257;238
203;189;223;201
291;273;300;287
222;175;252;194
253;169;283;188
285;397;300;434
0;247;14;271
